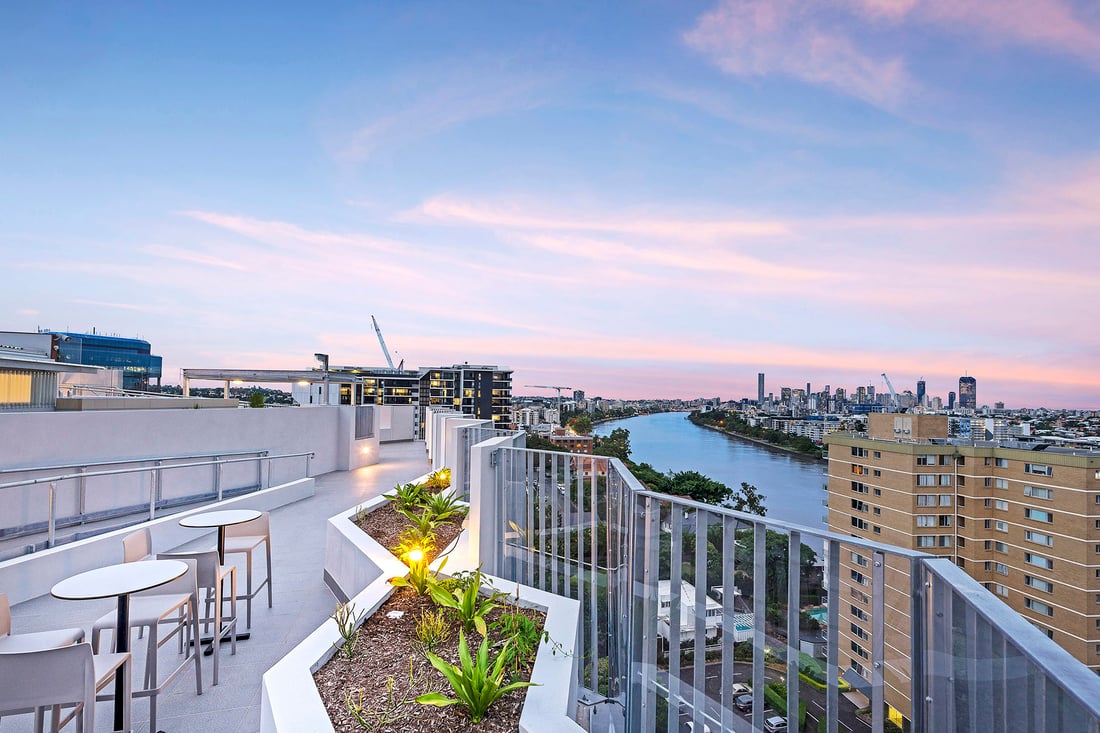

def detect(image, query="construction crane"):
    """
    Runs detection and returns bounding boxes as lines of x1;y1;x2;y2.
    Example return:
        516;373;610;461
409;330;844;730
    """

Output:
881;372;900;410
371;315;403;370
524;385;572;422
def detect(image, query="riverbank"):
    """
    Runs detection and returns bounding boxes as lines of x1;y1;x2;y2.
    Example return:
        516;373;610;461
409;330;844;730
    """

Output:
693;422;825;462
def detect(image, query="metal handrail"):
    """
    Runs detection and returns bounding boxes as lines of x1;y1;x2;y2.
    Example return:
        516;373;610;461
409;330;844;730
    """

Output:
0;449;269;476
1;451;315;548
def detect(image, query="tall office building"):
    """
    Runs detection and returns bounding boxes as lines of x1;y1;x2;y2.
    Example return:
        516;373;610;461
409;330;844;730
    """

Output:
757;373;765;404
948;391;956;410
826;413;1100;727
959;376;977;409
916;380;926;407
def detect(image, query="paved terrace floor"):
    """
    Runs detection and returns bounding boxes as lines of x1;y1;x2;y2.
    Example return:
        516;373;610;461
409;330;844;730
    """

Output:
0;440;430;733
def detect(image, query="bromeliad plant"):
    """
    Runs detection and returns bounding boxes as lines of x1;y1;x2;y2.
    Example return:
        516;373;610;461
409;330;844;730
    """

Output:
420;491;467;524
424;467;451;490
416;631;537;723
390;548;446;596
385;481;430;512
429;567;506;637
394;506;442;556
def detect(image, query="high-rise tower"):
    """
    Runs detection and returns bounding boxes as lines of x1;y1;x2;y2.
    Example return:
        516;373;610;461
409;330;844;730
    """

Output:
916;380;926;407
757;372;764;404
959;376;976;409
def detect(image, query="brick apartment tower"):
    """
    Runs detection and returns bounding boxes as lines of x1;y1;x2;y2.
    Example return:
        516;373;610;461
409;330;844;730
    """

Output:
826;413;1100;727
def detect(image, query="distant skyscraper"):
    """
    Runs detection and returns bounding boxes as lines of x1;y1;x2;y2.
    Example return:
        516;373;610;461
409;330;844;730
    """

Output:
806;382;811;397
916;380;926;406
573;389;585;402
948;391;956;410
959;376;977;409
757;373;765;404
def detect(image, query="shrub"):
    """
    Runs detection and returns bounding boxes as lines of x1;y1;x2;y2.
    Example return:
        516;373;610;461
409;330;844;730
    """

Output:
420;491;467;523
424;468;451;490
429;567;505;636
416;631;537;723
248;391;265;408
490;611;543;675
413;608;452;654
385;482;430;512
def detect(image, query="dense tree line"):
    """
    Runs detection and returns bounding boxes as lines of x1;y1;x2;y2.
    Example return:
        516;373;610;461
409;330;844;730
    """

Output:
690;409;823;458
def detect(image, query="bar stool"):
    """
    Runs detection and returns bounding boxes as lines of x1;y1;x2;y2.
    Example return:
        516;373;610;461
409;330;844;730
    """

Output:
221;511;272;629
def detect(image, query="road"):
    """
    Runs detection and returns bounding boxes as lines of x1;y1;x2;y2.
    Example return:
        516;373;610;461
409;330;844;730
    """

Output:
657;660;870;732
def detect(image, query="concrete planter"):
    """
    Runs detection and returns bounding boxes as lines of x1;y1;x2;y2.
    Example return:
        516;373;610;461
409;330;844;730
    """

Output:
261;483;584;733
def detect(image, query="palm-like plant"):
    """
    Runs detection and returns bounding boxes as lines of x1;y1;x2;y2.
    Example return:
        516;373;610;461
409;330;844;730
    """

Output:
420;491;467;524
428;567;503;636
395;506;441;554
416;631;537;723
384;482;429;512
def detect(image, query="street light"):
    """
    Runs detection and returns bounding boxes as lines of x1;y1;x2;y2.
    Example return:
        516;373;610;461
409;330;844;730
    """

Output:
314;353;329;406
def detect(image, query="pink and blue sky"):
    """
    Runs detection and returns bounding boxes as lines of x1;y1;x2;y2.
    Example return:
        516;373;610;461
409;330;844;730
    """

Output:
2;1;1098;408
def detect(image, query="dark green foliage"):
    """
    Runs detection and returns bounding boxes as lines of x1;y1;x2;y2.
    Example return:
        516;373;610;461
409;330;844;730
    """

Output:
248;391;265;408
490;611;543;675
593;427;631;461
690;409;824;458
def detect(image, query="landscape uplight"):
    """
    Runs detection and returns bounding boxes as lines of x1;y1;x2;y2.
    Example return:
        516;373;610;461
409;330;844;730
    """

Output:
407;548;424;564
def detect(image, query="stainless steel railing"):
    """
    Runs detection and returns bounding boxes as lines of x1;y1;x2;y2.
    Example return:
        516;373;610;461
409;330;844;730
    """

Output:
479;444;1100;733
0;450;314;548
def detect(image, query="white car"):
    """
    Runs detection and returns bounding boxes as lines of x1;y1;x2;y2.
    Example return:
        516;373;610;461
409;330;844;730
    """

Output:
685;722;712;733
763;715;788;732
731;682;752;697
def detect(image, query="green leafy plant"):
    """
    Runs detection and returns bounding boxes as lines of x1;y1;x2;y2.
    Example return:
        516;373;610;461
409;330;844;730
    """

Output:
395;506;442;552
429;567;505;637
385;482;430;512
416;631;537;723
419;491;467;524
413;607;452;654
248;391;265;408
332;602;365;658
352;503;370;525
490;611;543;675
390;551;446;596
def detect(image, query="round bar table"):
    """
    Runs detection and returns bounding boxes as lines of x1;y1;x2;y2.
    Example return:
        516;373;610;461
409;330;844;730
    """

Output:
52;559;188;733
179;509;261;647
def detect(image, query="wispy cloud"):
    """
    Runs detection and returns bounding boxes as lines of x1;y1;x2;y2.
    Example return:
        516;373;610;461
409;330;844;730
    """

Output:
141;244;248;271
683;0;912;109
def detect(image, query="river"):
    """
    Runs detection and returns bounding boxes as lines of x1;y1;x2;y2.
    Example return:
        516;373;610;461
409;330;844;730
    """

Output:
594;411;827;532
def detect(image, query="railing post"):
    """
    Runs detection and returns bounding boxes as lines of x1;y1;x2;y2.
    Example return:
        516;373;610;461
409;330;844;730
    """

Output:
77;467;87;523
148;469;156;521
154;460;162;507
256;453;263;490
305;453;312;478
214;456;222;501
47;481;56;548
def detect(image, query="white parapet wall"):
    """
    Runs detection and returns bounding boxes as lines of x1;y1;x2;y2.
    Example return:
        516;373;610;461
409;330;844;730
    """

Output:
0;405;378;534
263;478;583;733
0;477;315;605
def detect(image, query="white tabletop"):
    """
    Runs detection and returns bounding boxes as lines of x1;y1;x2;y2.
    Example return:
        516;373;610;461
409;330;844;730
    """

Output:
51;559;188;601
179;508;262;529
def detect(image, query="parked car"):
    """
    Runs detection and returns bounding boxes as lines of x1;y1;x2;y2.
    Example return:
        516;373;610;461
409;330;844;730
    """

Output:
731;682;752;697
684;722;712;733
734;694;753;712
763;715;788;732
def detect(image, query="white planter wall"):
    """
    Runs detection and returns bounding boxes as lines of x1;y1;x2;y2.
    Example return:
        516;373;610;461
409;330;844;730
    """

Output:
264;480;583;733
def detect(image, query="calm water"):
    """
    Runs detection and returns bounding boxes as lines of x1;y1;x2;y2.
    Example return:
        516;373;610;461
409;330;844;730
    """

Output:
595;411;827;532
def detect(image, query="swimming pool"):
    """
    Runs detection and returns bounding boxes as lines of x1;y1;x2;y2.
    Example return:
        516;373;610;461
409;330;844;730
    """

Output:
805;608;828;623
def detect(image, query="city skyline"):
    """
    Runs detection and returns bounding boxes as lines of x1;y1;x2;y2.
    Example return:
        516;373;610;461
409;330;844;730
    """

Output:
2;2;1099;409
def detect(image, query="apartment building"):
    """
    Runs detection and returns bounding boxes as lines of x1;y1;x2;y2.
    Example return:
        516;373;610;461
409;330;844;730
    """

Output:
826;413;1100;725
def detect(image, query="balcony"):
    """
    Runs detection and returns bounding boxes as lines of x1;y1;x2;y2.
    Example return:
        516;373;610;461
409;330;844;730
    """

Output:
1;406;1098;733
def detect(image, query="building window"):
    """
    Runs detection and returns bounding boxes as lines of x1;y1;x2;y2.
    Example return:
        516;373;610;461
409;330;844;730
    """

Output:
917;515;936;527
994;478;1009;489
873;507;881;515
991;583;1009;597
850;641;870;659
939;495;952;506
852;446;868;457
939;474;953;486
873;488;881;496
850;552;868;567
850;623;869;640
1025;463;1052;477
958;496;965;506
1024;486;1053;500
938;536;952;547
939;515;952;527
1025;530;1053;547
872;470;881;477
984;477;993;487
851;660;867;676
984;457;992;466
958;476;966;487
994;541;1007;554
994;499;1008;511
917;474;936;486
1025;576;1053;593
873;451;881;458
918;454;936;466
851;570;868;586
994;520;1008;533
1024;598;1054;617
851;481;868;494
852;465;867;475
851;604;869;621
958;537;966;547
917;536;936;548
957;456;965;466
917;494;936;507
1025;508;1053;524
852;517;868;531
1024;552;1053;570
852;499;869;512
995;458;1009;468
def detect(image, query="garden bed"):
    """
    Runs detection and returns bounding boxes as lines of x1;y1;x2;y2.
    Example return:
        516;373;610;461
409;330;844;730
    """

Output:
314;583;545;732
